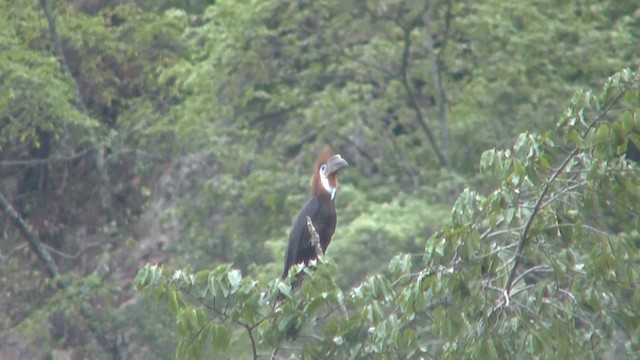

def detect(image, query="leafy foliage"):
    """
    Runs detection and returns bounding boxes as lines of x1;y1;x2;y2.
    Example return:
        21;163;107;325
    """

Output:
2;0;640;358
136;69;640;358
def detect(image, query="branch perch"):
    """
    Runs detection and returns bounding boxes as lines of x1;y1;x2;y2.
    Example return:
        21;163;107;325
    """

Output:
306;216;349;317
306;216;324;258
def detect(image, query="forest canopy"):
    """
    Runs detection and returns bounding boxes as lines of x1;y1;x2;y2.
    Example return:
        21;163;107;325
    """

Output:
1;0;639;359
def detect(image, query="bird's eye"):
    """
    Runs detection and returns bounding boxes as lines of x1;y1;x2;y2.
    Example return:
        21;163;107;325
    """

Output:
320;164;327;175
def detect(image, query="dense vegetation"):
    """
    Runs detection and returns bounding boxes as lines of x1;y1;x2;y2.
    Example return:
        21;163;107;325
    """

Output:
1;0;639;359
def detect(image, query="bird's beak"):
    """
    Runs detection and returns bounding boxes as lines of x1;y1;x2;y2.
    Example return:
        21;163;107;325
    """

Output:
326;154;349;174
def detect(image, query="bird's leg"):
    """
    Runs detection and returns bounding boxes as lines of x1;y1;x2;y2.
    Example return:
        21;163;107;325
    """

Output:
305;216;324;258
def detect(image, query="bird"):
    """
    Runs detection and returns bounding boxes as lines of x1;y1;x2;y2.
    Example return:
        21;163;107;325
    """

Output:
282;148;349;278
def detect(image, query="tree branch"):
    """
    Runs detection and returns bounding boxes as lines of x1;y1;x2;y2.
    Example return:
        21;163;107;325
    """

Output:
0;190;122;358
242;323;258;360
503;147;578;295
39;0;111;214
306;216;324;258
423;2;450;168
0;148;92;167
503;85;630;295
0;192;59;278
400;23;450;168
44;241;103;260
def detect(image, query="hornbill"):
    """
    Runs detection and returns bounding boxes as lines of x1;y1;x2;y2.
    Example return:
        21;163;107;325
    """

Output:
282;149;349;278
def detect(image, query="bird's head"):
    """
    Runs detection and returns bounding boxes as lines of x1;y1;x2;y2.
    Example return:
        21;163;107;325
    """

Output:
312;148;349;199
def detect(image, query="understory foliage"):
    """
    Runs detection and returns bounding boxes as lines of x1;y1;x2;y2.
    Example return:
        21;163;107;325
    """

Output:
136;70;640;359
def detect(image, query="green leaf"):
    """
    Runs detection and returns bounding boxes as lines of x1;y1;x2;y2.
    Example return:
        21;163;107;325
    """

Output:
633;287;640;309
134;265;150;288
480;149;496;172
227;269;242;293
278;314;294;332
594;125;610;145
482;338;499;359
218;277;230;298
176;309;189;337
211;324;231;351
186;308;198;331
194;271;209;298
277;282;293;300
169;290;179;314
565;129;584;148
209;272;218;298
512;159;525;186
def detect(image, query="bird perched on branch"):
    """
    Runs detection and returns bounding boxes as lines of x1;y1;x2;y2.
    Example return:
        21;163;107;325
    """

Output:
282;148;349;278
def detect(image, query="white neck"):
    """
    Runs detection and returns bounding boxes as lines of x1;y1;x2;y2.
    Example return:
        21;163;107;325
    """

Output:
320;171;337;200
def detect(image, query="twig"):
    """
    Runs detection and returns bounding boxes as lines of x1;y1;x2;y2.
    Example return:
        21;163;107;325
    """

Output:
0;149;92;166
480;226;521;242
472;243;519;260
304;216;349;317
503;83;631;295
511;266;552;289
0;243;28;263
306;216;324;258
44;241;103;259
537;181;587;209
241;323;258;360
185;283;267;360
502;153;570;293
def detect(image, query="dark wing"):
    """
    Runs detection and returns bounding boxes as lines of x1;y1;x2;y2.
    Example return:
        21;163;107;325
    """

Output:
283;197;320;277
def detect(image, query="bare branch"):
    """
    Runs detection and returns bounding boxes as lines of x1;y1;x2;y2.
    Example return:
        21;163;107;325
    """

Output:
0;148;92;167
423;1;450;165
44;241;103;260
242;323;258;360
400;24;450;168
306;216;324;258
0;243;28;263
511;265;553;289
537;181;587;209
0;191;59;278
